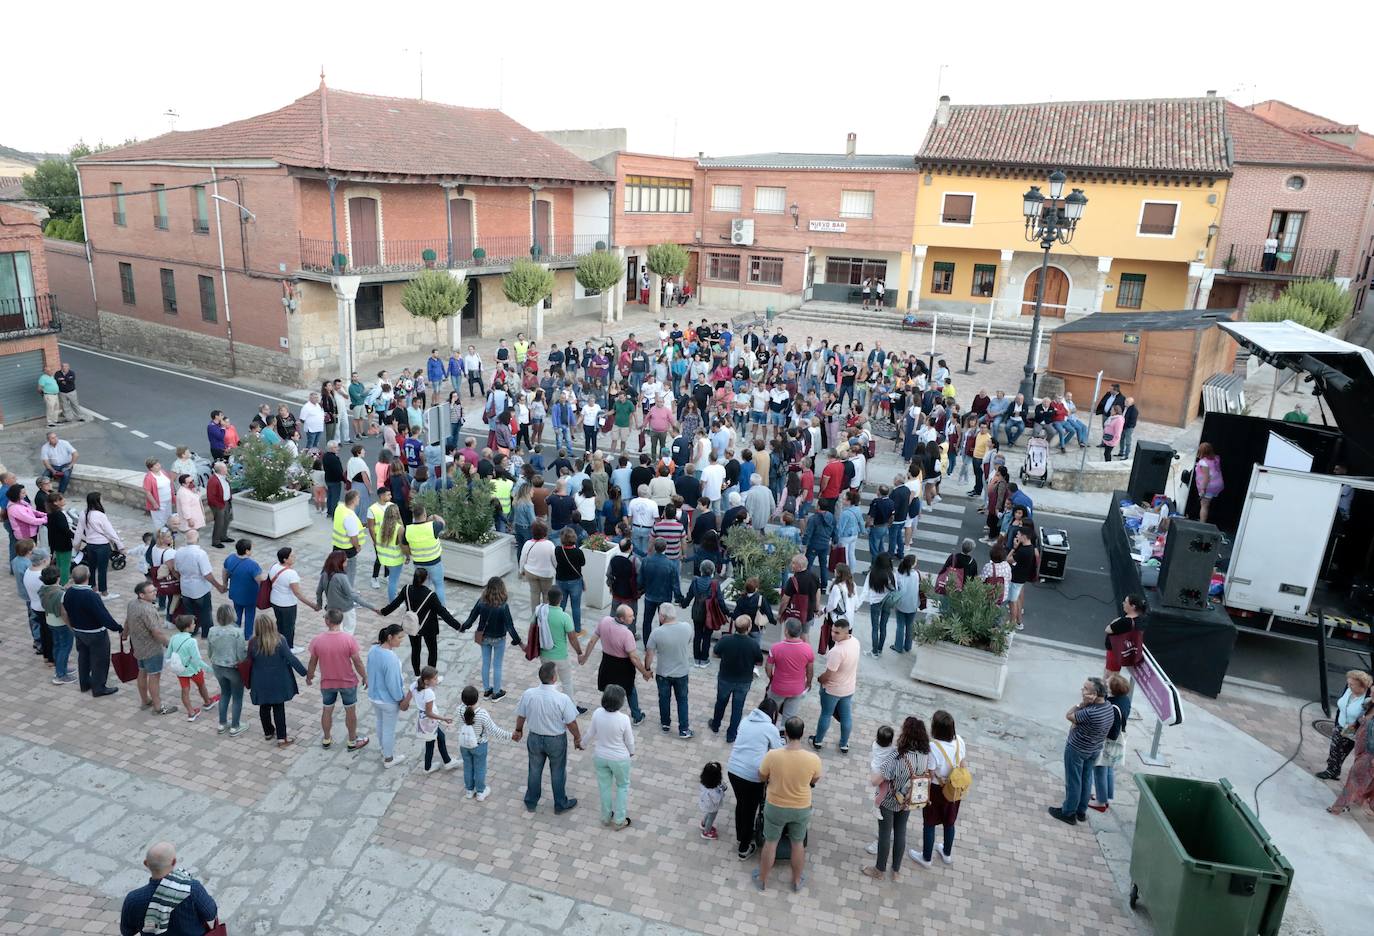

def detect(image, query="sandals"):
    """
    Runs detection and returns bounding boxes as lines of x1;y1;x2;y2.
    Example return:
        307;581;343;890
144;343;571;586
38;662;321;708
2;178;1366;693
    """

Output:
276;737;296;749
861;866;884;880
347;737;370;751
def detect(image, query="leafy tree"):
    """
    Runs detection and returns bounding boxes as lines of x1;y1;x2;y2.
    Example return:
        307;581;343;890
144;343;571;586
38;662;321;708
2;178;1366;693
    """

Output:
646;242;689;279
1245;295;1326;331
1282;279;1353;332
400;270;469;344
502;258;556;340
575;250;624;322
42;215;84;241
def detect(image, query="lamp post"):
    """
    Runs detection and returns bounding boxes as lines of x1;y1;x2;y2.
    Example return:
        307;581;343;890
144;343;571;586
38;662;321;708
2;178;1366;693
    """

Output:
1019;169;1087;401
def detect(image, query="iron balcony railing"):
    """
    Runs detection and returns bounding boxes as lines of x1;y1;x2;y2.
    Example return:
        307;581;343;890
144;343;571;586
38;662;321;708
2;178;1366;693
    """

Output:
298;233;609;275
1223;243;1340;278
0;294;60;338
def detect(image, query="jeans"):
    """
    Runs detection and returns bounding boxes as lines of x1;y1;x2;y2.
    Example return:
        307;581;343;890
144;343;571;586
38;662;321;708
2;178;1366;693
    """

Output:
213;664;245;728
631;525;651;557
729;772;766;850
558;577;585;632
805;545;830;590
1065;417;1089;445
555;425;573;452
233;602;255;638
525;732;572;811
1005;418;1025;446
180;591;213;638
384;563;404;601
1062;742;1098;816
923;822;957;862
51;626;73;678
892;610;916;652
868;525;889;562
812;688;853;748
304;430;323;450
416;560;445;604
876;806;910;872
480;637;507;692
326;481;342;518
710;678;753;742
641;599;664;644
374;700;400;758
869;603;891;654
424;726;451;769
584;427;598;453
971;457;984;495
1117;427;1134;460
1092;765;1115;805
886;524;903;557
461;742;489;792
595;756;632;823
74;629;112;693
656;673;690;730
259;702;287;740
692;619;712;663
85;542;112;593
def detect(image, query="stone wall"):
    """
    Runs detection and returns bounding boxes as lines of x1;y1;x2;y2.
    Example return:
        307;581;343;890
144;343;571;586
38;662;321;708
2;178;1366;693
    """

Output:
93;310;299;385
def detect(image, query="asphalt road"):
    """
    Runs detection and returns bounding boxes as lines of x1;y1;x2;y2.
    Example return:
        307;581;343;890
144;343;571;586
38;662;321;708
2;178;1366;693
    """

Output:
55;340;1329;701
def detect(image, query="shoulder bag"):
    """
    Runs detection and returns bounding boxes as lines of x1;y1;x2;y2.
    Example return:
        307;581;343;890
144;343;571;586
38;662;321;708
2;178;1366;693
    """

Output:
257;568;285;611
111;632;140;683
1107;627;1145;668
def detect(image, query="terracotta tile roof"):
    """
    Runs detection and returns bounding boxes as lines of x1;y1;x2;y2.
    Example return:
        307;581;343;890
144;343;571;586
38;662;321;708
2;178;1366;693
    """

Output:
699;153;917;171
917;97;1230;175
1226;102;1374;168
82;85;611;184
1248;100;1374;161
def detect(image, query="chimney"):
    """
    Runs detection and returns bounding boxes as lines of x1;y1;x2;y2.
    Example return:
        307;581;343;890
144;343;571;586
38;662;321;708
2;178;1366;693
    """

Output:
1205;89;1217;97
845;132;856;158
936;95;951;127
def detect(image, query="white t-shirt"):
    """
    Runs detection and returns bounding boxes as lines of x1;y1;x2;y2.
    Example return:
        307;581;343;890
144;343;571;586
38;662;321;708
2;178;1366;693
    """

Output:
415;686;440;735
629;497;658;528
155;474;173;510
41;439;76;466
340;509;363;539
268;563;301;606
575;494;597;522
582;403;601;427
929;735;965;781
175;545;213;599
300;402;326;433
700;464;726;500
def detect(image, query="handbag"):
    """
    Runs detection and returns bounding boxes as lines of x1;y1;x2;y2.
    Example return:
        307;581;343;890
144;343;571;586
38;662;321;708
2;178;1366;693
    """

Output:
1108;628;1145;668
205;921;227;936
1099;737;1125;768
817;616;834;654
704;580;728;632
523;617;541;661
111;632;140;683
256;569;284;610
237;657;252;690
400;588;422;637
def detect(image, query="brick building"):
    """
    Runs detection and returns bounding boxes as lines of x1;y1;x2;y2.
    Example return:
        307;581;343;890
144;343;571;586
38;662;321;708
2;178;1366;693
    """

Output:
1208;101;1374;314
74;81;612;385
602;137;920;314
0;203;61;426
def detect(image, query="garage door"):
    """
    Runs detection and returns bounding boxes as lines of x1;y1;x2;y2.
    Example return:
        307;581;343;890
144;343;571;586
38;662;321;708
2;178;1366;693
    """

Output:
0;350;46;425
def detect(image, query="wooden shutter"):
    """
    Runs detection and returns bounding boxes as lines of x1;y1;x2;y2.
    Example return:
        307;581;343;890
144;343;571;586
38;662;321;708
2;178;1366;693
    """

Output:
348;197;379;268
1140;203;1177;235
942;194;974;223
449;198;475;261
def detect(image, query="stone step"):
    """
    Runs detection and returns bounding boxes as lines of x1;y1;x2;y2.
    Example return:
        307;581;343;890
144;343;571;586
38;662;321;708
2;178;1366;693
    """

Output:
784;304;1045;341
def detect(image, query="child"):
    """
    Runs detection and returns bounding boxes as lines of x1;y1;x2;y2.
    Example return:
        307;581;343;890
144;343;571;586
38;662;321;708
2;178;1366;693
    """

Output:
414;666;456;773
168;614;218;722
137;531;155;576
457;685;512;801
866;725;895;855
699;762;728;840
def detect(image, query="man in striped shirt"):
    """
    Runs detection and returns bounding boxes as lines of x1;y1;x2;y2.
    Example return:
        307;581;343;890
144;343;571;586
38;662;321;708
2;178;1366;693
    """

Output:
1049;676;1116;825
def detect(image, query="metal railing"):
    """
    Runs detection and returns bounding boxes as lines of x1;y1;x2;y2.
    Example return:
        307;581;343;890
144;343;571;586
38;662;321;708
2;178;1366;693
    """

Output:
1223;243;1340;278
298;232;608;275
0;294;60;338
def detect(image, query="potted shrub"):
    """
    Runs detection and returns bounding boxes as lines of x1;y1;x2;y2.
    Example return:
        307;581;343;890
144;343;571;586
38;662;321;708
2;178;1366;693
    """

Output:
581;532;616;609
911;576;1015;700
721;526;792;606
229;435;314;538
415;480;513;585
472;247;486;266
421;247;437;269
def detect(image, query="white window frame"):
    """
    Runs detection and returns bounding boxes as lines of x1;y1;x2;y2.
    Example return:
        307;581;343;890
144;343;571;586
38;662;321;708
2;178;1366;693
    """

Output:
753;186;786;214
939;191;977;227
1136;199;1181;239
711;185;742;212
839;189;874;219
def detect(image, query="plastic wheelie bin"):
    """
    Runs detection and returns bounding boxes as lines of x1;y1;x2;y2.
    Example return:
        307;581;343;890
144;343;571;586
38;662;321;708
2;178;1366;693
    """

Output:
1129;774;1293;936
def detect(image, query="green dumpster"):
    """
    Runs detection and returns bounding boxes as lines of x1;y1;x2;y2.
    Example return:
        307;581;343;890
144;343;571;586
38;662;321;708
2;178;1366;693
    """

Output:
1130;774;1293;936
765;306;777;321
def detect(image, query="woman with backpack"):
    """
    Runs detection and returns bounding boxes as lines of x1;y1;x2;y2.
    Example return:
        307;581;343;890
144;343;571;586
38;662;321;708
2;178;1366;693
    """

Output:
912;709;969;867
863;716;930;881
379;566;462;677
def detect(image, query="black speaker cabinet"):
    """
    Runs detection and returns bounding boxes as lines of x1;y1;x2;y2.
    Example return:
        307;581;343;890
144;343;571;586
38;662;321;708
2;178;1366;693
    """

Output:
1157;519;1222;610
1128;440;1175;503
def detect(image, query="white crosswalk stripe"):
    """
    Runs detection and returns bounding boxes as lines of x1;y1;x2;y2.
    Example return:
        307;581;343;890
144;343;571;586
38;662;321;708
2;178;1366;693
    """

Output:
916;513;963;530
130;430;148;439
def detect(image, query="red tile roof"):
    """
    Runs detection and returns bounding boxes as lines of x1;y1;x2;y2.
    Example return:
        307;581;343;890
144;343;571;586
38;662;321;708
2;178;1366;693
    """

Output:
917;97;1230;175
82;85;611;184
1248;100;1374;161
1226;102;1374;168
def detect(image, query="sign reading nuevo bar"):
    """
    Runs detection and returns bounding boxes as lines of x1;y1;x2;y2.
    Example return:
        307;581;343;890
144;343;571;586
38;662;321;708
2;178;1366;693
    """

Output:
809;219;847;233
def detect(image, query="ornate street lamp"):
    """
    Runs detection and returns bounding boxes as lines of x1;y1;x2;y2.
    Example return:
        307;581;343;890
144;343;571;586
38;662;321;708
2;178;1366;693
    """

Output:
1019;169;1087;401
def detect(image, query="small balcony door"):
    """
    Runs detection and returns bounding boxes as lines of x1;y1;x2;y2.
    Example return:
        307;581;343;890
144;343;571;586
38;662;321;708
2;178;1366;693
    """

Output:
348;197;380;269
1269;211;1304;274
534;200;552;259
449;197;475;264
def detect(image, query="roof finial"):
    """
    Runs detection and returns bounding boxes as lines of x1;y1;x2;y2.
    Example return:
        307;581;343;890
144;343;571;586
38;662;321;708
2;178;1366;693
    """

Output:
320;66;326;87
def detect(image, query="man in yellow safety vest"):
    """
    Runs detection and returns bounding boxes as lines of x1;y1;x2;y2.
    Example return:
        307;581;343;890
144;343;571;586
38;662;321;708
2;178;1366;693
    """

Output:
331;489;365;583
365;487;394;590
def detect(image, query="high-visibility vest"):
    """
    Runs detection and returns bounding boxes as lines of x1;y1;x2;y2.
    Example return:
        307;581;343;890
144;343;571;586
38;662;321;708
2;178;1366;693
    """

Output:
492;477;513;514
367;502;386;537
375;523;405;567
405;521;442;564
332;505;359;550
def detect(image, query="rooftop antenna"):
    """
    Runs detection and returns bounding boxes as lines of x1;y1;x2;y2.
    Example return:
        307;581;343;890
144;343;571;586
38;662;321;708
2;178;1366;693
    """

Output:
935;64;948;99
163;108;179;132
402;48;424;99
498;56;504;109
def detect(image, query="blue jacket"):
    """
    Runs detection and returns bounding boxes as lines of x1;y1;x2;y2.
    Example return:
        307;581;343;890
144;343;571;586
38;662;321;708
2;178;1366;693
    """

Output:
726;708;785;782
426;357;447;384
248;639;307;706
837;505;864;539
802;509;835;550
638;554;682;603
120;877;217;936
448;355;463;378
63;586;121;632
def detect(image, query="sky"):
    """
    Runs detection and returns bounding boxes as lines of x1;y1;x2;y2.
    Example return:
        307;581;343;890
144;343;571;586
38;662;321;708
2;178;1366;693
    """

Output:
8;0;1374;160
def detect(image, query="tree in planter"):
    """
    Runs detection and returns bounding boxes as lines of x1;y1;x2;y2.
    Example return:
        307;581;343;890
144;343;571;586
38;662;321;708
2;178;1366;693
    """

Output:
233;435;314;503
722;526;793;606
576;250;625;325
646;242;689;316
502;258;556;342
401;269;469;346
414;479;498;546
915;576;1012;656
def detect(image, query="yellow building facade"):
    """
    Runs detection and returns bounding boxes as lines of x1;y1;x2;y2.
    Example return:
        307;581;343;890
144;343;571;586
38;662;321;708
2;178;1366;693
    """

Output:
907;96;1232;321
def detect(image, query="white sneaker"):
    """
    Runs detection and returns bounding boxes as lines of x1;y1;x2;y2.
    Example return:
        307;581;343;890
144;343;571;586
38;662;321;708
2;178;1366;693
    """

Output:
444;759;460;770
476;787;490;801
424;764;439;773
102;592;121;601
866;841;879;855
909;849;932;868
371;578;381;590
291;646;304;654
383;754;406;769
939;849;954;865
464;789;476;798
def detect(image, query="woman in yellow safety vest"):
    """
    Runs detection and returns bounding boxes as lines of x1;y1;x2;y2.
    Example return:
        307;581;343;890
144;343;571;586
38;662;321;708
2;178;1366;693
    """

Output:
376;504;407;601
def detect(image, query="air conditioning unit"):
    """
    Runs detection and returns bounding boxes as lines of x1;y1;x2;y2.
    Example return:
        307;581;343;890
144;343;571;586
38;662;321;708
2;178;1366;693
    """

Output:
730;218;755;246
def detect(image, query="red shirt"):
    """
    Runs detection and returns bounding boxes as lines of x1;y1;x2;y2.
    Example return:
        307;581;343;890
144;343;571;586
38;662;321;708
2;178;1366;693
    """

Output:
799;467;815;501
819;460;845;500
768;639;815;697
308;630;361;689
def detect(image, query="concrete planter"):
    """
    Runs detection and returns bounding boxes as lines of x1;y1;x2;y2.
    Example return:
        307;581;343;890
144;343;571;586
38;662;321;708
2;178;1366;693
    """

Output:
582;547;615;609
439;534;515;585
911;636;1012;701
230;491;312;539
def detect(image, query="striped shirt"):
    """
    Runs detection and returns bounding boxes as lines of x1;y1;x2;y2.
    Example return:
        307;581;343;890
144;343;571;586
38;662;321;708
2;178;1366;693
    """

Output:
1068;701;1116;756
652;518;685;561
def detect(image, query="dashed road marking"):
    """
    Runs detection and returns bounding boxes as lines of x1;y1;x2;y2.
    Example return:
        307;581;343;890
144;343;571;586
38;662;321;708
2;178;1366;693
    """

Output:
130;430;148;439
154;441;175;451
111;422;127;429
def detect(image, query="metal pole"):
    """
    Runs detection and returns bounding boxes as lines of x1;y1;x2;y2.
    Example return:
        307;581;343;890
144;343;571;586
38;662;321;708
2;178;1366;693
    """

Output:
1317;608;1331;718
980;300;994;363
1077;370;1103;485
210;167;236;376
327;176;340;274
928;312;938;375
960;311;975;374
1019;236;1052;402
1148;719;1165;762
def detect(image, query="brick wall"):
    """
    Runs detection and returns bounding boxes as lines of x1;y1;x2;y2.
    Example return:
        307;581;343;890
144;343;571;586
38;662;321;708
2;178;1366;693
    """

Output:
42;237;95;318
0;204;48;297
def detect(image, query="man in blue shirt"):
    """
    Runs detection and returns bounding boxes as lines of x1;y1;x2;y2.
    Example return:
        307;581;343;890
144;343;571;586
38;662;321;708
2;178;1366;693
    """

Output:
802;507;836;589
426;349;447;388
120;842;217;936
637;537;683;644
610;456;633;502
1009;482;1034;518
866;485;895;562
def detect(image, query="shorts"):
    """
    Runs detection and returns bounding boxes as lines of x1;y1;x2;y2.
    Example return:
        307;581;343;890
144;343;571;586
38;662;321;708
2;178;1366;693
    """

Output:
321;686;359;707
751;411;766;425
768;411;785;427
1007;581;1025;603
138;654;164;674
177;671;206;689
761;803;812;842
350;404;366;418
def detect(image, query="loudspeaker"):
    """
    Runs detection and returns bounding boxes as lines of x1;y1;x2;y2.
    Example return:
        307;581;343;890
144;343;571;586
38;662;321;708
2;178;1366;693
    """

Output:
1128;440;1175;503
1157;519;1222;610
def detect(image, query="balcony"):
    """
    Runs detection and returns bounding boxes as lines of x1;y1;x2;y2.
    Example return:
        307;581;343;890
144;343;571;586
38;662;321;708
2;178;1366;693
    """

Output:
0;294;60;339
298;233;608;277
1222;243;1340;279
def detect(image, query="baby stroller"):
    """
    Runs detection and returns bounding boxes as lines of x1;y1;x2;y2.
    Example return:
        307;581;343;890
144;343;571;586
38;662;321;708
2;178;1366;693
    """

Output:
1019;428;1053;488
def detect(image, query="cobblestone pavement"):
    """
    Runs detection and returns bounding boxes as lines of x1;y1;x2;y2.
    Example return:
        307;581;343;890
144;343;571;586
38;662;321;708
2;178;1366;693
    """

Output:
0;495;1147;935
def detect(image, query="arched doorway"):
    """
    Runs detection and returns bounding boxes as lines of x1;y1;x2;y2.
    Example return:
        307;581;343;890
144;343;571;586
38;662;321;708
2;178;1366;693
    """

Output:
1022;265;1069;317
462;277;481;333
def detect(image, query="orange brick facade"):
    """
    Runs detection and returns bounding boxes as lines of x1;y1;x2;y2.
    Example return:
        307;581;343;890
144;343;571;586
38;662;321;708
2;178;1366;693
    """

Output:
0;205;60;425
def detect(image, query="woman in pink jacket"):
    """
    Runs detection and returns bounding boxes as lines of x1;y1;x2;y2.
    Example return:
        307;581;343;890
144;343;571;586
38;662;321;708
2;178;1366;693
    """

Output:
4;484;47;539
142;458;176;532
173;473;206;533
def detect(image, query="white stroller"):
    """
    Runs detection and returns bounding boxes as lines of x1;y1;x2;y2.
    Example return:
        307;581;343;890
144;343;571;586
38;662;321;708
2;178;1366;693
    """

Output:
1019;428;1053;488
